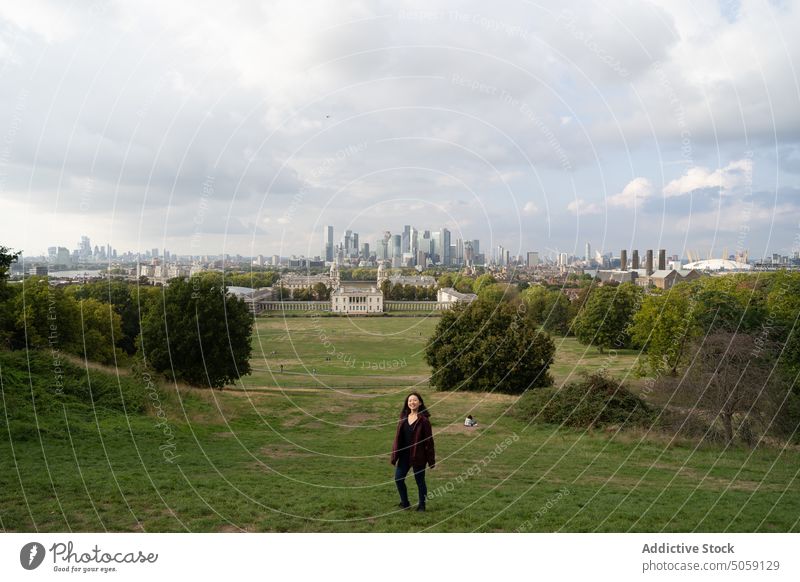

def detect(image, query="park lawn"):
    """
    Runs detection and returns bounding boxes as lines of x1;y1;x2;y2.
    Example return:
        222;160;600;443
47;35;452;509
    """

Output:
2;372;799;532
550;335;644;386
245;316;643;390
3;317;795;533
245;316;439;389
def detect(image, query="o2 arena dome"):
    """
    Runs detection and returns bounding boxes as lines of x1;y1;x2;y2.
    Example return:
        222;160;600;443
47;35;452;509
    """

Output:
682;259;751;271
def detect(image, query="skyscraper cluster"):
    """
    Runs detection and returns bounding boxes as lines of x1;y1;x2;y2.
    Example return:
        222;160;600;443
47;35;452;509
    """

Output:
322;225;484;268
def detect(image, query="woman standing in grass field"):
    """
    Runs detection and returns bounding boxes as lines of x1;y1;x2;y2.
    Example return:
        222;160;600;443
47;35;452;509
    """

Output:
391;392;436;511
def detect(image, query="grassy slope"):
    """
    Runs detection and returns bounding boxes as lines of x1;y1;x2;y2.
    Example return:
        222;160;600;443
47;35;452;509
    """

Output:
1;318;798;533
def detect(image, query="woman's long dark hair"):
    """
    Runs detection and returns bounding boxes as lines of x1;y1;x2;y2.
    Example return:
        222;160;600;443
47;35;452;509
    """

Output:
400;391;430;418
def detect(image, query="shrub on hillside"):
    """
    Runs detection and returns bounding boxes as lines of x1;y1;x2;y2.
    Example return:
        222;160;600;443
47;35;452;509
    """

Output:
512;372;653;429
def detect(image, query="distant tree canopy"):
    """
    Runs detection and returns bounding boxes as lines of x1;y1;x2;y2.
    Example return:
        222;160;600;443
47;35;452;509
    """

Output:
66;280;142;354
5;277;124;364
383;283;436;301
0;246;21;347
477;282;518;304
288;284;331;301
140;274;253;388
630;275;780;376
689;275;765;333
425;299;555;394
572;283;643;352
765;271;800;379
473;273;497;294
437;274;454;288
453;276;475;293
0;245;20;282
521;286;572;335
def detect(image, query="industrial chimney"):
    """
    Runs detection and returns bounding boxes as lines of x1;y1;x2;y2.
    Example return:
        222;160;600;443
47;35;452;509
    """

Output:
658;249;666;271
620;249;627;271
646;250;654;275
632;250;639;270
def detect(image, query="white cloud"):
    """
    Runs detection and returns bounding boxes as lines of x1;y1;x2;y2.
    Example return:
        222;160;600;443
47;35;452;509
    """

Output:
567;198;602;215
607;177;653;208
0;0;77;43
663;158;753;197
522;201;538;214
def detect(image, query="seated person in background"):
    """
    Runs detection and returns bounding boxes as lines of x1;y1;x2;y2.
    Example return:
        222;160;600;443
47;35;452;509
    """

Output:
464;414;477;427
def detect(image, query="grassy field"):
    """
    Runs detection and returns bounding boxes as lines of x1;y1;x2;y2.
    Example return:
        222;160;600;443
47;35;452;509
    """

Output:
2;316;799;533
246;315;644;390
247;315;437;389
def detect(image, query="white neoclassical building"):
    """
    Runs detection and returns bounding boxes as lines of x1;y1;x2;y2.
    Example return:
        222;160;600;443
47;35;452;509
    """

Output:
331;286;384;314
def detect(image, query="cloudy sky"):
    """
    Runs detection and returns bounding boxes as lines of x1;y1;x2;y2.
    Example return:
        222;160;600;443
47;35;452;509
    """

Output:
1;0;799;260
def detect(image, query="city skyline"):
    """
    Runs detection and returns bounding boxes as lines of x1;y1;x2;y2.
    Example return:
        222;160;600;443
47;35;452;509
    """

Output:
16;229;797;267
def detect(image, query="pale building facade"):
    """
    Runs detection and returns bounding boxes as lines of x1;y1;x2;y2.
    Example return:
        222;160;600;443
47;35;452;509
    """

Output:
280;263;340;291
436;287;478;307
331;286;384;314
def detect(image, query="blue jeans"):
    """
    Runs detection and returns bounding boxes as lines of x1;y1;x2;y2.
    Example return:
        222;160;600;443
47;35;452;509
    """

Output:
394;454;427;507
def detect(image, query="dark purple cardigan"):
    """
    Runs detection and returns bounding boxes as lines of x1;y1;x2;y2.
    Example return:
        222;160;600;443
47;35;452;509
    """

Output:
390;412;436;469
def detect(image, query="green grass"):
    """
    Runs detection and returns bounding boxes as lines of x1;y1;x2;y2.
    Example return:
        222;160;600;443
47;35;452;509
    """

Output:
245;316;438;388
2;318;798;533
244;316;643;390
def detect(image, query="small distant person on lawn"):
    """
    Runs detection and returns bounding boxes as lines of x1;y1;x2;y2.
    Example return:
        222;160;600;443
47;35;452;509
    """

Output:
390;392;436;511
464;414;477;427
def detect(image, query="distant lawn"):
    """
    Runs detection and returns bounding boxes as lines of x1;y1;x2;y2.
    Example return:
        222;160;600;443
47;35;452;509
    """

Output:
242;316;642;391
245;316;439;389
550;335;643;386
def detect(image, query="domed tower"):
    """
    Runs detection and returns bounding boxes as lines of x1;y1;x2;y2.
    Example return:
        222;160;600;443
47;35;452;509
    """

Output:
329;262;340;291
376;261;387;287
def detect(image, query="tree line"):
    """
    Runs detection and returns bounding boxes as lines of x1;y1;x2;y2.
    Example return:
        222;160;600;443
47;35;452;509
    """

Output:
0;246;253;389
425;271;800;444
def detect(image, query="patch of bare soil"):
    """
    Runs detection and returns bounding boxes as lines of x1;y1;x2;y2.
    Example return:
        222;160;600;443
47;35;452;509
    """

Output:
217;523;248;532
259;443;314;459
435;423;482;435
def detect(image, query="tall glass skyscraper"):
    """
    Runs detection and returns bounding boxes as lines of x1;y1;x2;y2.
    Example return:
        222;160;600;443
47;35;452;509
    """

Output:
324;225;334;262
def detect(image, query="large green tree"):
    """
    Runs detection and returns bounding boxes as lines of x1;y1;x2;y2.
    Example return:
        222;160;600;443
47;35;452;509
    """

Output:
764;271;800;378
0;245;20;282
75;297;125;365
630;284;699;376
521;286;572;335
473;273;497;294
425;299;555;394
10;277;81;353
572;283;643;352
67;280;140;354
0;246;22;347
140;274;254;388
689;275;764;333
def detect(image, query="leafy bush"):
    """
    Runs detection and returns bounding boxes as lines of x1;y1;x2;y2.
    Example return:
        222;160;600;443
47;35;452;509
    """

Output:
513;372;653;428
